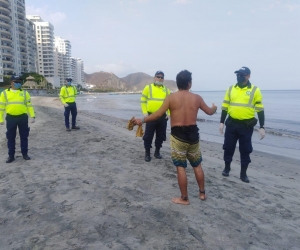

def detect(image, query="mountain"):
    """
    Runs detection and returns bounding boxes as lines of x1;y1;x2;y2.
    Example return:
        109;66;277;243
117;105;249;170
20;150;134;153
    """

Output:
84;71;127;91
121;72;177;91
84;71;177;91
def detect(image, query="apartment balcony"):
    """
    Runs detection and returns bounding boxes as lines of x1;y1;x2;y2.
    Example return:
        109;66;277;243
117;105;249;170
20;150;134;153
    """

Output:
20;49;27;54
2;48;13;55
18;15;25;21
0;11;11;21
0;18;11;27
1;42;13;49
0;0;10;5
0;27;11;35
2;57;13;63
0;5;10;14
3;63;14;69
1;35;11;41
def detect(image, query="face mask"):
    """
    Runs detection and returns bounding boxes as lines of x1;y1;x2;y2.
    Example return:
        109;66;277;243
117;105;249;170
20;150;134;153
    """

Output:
154;80;163;86
237;75;246;83
67;81;72;85
14;82;22;89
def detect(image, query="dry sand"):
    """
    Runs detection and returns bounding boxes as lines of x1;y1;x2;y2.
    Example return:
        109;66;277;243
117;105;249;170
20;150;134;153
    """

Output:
0;96;299;250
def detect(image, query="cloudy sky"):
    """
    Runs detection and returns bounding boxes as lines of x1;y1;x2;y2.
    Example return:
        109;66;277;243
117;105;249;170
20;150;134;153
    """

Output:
25;0;299;91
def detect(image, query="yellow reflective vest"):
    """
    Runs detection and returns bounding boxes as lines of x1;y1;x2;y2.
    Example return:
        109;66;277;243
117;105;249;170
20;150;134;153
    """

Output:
221;83;264;120
59;85;77;104
0;88;35;122
140;83;170;115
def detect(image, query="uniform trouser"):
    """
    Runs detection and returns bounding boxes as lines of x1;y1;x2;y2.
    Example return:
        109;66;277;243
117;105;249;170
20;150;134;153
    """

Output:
6;114;29;157
223;122;254;167
143;115;167;150
64;102;77;128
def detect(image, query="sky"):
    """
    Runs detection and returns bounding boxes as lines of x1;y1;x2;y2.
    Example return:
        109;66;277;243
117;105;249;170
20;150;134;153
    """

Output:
25;0;300;91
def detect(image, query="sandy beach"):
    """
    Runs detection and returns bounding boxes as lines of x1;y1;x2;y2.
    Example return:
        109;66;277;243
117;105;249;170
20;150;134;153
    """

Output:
0;96;299;250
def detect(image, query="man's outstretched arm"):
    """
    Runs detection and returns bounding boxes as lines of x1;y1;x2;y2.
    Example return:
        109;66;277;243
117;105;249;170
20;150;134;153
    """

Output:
134;96;170;125
199;96;217;115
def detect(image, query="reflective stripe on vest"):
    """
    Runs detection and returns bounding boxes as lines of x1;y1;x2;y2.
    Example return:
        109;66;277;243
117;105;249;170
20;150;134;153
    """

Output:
229;86;257;108
65;86;76;98
3;90;27;106
148;84;168;101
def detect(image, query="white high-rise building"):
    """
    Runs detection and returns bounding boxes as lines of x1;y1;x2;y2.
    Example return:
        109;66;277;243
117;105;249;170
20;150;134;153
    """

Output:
0;0;30;81
26;15;59;87
54;36;71;85
70;57;84;87
26;19;37;73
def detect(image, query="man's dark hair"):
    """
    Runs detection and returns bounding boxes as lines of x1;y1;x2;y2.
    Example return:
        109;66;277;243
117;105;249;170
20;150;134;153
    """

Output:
176;70;192;90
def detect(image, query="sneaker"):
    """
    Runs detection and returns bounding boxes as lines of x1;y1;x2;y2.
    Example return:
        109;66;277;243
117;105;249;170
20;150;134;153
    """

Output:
6;156;15;163
72;126;80;130
23;155;31;160
66;127;71;131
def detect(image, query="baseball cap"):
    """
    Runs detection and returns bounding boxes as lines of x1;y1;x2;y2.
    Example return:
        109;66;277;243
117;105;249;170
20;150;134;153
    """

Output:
10;75;22;81
234;67;251;76
65;77;72;81
155;70;164;77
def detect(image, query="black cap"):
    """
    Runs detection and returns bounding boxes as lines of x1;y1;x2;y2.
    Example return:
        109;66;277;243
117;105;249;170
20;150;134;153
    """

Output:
155;70;164;77
234;67;251;76
10;75;22;81
65;78;72;81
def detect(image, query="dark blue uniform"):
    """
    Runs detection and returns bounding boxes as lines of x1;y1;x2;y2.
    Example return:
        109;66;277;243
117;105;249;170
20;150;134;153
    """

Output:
143;113;167;149
6;114;30;157
64;102;77;128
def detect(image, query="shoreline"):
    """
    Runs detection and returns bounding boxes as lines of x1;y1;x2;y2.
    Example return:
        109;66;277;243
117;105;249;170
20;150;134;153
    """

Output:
0;96;299;249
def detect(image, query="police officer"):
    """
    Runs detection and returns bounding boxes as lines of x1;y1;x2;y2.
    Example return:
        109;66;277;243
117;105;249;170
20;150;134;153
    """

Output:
0;75;35;163
219;67;265;183
141;70;170;162
59;78;80;131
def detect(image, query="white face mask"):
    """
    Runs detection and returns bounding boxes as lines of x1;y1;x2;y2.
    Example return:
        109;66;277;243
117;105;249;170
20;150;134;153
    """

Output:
154;80;163;86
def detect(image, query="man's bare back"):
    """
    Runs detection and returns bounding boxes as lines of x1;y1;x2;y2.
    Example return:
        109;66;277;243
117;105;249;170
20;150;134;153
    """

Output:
168;90;216;127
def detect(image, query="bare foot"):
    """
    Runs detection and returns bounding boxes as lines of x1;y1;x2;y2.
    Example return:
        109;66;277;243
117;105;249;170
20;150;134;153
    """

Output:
172;197;190;205
199;193;207;201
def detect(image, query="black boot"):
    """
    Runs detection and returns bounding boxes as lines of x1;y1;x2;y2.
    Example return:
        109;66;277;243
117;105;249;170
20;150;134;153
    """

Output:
154;148;162;159
23;155;31;160
6;156;15;164
145;149;151;162
240;165;249;183
222;162;231;176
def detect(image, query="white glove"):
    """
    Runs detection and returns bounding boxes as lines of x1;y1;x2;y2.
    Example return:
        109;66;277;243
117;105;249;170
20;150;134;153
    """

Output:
30;118;35;124
219;123;224;135
0;122;4;125
259;128;265;140
64;104;69;107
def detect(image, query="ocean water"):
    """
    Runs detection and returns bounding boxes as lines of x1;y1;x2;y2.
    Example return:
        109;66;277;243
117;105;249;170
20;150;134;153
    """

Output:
76;90;300;159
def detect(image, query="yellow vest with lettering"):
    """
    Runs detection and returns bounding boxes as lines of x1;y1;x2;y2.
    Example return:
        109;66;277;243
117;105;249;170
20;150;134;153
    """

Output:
0;89;35;122
221;84;264;120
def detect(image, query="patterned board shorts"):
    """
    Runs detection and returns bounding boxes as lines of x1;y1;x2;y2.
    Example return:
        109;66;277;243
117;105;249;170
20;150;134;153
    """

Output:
170;135;202;168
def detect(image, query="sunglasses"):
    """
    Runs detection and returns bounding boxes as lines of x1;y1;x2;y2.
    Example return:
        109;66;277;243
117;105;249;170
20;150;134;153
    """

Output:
13;81;22;83
156;76;164;79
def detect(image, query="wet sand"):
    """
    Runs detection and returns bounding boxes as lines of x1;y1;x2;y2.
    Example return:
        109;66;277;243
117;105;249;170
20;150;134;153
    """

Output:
0;96;299;249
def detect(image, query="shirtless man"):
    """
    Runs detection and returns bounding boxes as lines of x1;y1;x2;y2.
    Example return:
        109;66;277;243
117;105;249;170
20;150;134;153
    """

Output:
134;70;217;205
